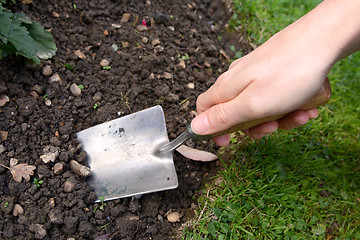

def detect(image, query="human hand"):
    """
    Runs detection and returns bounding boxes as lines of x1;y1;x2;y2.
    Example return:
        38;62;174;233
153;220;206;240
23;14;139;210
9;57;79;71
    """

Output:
191;8;334;146
191;0;359;146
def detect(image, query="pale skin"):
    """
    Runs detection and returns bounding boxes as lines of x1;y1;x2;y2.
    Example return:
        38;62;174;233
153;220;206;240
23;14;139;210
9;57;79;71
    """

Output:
191;0;360;146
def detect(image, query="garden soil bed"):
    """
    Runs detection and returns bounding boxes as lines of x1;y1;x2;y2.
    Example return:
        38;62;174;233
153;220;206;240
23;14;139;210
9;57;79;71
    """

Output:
0;0;251;239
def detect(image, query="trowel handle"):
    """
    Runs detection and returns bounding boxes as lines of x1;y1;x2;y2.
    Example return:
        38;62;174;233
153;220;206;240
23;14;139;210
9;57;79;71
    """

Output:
188;77;331;140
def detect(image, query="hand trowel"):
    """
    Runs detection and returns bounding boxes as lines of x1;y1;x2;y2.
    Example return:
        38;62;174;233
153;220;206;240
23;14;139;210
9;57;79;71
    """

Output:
77;78;331;201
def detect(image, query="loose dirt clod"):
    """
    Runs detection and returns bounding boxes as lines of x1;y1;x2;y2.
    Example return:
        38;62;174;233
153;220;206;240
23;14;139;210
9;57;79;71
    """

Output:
29;224;46;239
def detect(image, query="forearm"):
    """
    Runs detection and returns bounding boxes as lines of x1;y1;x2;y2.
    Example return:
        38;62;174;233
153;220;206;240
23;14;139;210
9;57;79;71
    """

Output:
294;0;360;63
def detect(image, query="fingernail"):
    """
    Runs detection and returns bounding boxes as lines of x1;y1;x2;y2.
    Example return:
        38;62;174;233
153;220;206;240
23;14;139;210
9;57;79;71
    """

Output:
191;114;210;134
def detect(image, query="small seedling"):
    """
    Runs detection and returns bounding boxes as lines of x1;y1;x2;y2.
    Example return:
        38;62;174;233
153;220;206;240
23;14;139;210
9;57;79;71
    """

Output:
99;196;106;211
42;94;48;100
93;196;107;213
33;178;43;188
93;103;98;109
73;3;77;10
3;202;9;208
78;84;84;90
177;53;190;60
169;15;174;20
102;66;111;70
65;63;75;71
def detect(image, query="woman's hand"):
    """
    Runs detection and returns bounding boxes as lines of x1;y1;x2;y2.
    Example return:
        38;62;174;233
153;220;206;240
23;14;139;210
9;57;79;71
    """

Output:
191;0;360;146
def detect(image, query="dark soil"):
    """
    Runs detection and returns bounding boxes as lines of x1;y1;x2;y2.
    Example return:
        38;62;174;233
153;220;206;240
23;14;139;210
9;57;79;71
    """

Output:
0;0;251;239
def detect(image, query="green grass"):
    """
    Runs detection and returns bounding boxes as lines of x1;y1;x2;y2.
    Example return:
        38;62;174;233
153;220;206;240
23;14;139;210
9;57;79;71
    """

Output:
182;1;360;239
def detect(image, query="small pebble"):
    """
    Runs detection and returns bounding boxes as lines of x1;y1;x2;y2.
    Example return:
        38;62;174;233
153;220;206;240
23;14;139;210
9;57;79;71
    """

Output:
163;72;173;79
166;212;180;223
53;162;63;175
120;13;131;23
100;59;109;67
13;204;24;216
70;83;81;97
32;85;45;95
64;179;76;193
154;45;164;54
52;11;60;18
0;144;5;154
126;214;140;221
29;91;39;100
45;99;52;106
48;198;55;208
40;151;59;164
29;224;46;239
0;130;8;141
42;65;53;77
187;82;195;89
142;37;148;44
74;50;86;59
103;29;109;36
69;160;91;177
136;25;148;32
0;94;10;107
50;73;61;83
177;59;186;69
151;39;160;46
92;92;102;102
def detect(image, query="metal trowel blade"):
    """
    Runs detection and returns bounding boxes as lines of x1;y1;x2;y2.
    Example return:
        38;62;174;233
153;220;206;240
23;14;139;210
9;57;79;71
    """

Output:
77;105;178;201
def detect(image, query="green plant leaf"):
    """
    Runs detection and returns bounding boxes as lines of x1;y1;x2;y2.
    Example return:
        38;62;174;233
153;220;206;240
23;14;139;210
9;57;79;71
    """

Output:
24;21;57;60
0;10;12;43
7;18;39;63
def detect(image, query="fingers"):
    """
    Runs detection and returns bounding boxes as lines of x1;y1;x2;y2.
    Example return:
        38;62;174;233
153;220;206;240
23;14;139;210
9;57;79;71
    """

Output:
196;67;253;115
277;109;318;130
212;135;231;146
243;109;319;139
243;121;279;139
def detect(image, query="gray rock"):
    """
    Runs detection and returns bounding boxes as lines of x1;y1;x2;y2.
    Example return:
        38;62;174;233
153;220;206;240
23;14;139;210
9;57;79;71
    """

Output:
13;204;24;216
42;65;53;77
0;144;5;154
70;83;81;97
29;224;46;239
50;136;62;147
92;92;102;102
120;13;131;23
53;162;63;175
64;178;77;193
69;160;91;177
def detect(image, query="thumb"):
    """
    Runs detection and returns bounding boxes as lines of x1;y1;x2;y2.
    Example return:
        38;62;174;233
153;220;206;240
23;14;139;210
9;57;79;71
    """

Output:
191;101;242;135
